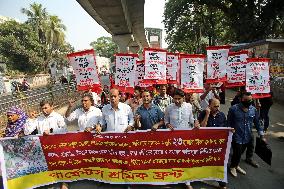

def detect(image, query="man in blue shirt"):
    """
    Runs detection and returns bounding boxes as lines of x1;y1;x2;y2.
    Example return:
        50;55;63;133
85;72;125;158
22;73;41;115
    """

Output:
135;90;164;130
198;98;227;189
227;92;264;177
198;98;226;128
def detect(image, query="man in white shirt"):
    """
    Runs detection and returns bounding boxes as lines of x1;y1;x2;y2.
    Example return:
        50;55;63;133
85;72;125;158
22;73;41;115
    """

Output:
98;88;134;133
24;100;67;135
65;93;102;132
165;89;199;130
200;83;220;110
164;89;199;189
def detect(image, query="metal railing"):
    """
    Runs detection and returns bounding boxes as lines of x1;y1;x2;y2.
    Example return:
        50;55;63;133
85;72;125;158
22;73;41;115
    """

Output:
0;83;79;135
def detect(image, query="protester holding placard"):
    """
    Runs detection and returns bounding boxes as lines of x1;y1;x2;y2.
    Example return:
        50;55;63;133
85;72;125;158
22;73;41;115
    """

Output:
228;92;265;177
126;89;143;113
65;92;102;132
200;83;220;110
135;90;164;130
185;92;202;119
259;93;273;132
153;84;173;112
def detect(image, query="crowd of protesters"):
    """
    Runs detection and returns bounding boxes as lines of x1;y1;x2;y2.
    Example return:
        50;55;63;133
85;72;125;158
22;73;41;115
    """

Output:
2;82;273;189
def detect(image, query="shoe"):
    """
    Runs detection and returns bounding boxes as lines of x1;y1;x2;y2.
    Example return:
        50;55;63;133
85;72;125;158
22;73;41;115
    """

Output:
236;166;246;175
230;167;237;177
245;159;259;168
186;185;193;189
61;183;68;189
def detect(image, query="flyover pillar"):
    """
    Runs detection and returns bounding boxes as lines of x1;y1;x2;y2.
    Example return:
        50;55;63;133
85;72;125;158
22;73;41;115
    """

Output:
112;34;133;53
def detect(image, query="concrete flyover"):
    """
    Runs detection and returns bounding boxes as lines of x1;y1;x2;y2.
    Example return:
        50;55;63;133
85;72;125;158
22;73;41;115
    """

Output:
76;0;149;53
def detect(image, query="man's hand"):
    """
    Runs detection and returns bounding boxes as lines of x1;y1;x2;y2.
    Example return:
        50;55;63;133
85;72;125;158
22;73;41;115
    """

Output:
124;125;134;133
95;125;102;134
43;130;50;135
84;127;93;132
260;135;266;142
134;114;141;122
151;123;159;131
18;131;25;137
166;123;174;131
230;128;235;133
205;107;211;115
194;120;200;129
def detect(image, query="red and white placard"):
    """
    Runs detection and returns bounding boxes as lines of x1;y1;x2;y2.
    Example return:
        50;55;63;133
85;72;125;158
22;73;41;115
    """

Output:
206;46;231;83
67;49;100;92
167;53;179;84
135;60;152;88
180;54;205;93
226;51;248;88
144;48;167;84
246;58;271;98
114;53;138;92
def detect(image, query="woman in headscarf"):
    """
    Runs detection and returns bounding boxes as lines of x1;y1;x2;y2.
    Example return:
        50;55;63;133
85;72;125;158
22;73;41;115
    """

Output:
5;107;28;137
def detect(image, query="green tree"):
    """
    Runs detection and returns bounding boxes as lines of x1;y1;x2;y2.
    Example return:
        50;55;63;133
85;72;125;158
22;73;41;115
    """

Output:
44;15;68;67
164;0;284;53
164;1;230;53
90;36;118;62
22;3;72;70
21;2;48;44
0;21;45;74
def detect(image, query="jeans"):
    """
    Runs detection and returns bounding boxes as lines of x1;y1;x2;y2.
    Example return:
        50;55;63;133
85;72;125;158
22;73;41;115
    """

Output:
230;136;254;168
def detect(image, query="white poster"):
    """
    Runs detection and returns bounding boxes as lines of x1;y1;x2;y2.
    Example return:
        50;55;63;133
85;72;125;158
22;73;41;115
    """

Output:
206;46;230;82
115;54;137;88
180;55;205;93
246;58;270;94
67;50;100;88
135;61;151;88
144;49;167;81
226;51;248;87
166;53;179;81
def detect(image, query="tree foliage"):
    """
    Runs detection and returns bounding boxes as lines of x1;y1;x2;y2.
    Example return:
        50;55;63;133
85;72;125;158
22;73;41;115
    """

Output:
164;0;284;53
0;21;45;74
0;3;74;74
21;3;73;70
90;36;118;62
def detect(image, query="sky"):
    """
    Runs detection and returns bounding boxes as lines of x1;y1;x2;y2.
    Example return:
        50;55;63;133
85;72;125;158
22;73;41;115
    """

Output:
0;0;167;51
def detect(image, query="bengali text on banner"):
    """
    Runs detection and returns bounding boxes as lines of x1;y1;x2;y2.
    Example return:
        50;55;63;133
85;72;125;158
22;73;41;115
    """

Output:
0;128;232;189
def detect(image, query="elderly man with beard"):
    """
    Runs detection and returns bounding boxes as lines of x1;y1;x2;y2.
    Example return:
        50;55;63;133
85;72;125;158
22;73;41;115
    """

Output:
135;90;164;131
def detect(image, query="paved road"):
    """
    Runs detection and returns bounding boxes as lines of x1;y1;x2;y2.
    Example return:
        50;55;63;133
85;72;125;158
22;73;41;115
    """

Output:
54;89;284;189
